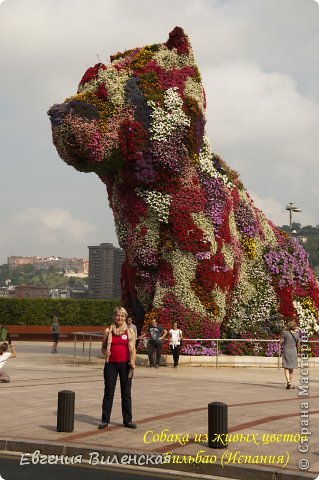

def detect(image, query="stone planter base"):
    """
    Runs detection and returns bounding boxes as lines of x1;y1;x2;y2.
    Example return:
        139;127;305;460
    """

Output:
136;354;319;368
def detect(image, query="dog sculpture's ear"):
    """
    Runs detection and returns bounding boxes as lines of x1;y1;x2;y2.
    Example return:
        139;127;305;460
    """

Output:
165;26;191;55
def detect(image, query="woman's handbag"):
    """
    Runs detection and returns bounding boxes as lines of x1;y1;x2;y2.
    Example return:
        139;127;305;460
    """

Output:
128;364;134;379
290;331;299;348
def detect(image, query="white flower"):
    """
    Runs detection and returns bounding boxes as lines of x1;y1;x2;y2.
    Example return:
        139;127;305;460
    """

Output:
77;78;99;94
214;288;227;321
184;77;205;112
154;45;195;70
136;189;171;223
231;257;277;323
293;300;319;335
98;67;130;107
191;212;217;251
170;250;206;314
258;213;278;246
148;88;190;142
198;135;233;189
139;216;160;248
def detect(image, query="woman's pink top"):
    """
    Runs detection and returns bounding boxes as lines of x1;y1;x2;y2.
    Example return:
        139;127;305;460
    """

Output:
109;331;130;363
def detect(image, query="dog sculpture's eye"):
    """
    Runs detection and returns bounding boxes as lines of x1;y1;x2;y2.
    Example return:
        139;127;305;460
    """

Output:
67;100;99;121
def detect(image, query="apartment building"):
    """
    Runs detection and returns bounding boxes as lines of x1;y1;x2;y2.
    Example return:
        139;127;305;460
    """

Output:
88;243;125;299
14;284;50;298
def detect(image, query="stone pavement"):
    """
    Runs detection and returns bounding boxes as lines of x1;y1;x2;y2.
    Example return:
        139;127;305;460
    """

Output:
0;341;318;480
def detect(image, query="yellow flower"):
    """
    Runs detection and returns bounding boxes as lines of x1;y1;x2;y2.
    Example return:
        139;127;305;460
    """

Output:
300;297;318;317
145;309;159;325
241;236;256;259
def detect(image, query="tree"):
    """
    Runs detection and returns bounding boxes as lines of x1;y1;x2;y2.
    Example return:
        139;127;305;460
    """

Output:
0;264;10;287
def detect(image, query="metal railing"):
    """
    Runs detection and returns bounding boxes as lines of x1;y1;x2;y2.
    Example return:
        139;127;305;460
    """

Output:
72;333;319;368
72;331;103;365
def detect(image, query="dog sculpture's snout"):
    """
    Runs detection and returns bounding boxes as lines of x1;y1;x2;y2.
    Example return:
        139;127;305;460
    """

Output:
47;103;67;127
48;100;99;127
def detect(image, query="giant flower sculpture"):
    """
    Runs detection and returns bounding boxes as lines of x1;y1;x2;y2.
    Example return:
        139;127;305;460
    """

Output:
48;27;319;340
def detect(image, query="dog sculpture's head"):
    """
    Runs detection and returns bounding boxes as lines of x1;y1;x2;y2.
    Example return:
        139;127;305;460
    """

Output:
48;27;319;337
48;27;206;183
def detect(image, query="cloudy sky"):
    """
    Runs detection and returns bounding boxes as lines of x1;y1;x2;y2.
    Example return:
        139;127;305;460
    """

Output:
0;0;318;265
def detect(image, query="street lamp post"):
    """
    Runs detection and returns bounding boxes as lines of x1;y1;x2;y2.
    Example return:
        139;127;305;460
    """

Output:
285;202;302;232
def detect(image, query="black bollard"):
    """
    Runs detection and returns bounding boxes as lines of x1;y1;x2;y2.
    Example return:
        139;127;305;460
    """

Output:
57;390;75;432
208;401;228;449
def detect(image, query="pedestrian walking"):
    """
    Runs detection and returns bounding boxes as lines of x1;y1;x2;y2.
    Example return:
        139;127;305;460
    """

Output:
139;319;167;368
51;315;61;353
169;321;182;367
280;321;300;389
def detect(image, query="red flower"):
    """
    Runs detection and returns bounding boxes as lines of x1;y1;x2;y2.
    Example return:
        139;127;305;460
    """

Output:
117;187;148;228
158;260;175;287
165;27;190;55
121;260;136;301
231;188;240;210
170;186;206;214
96;84;109;100
277;286;296;319
308;277;319;309
118;120;147;162
140;226;148;236
195;252;233;292
79;63;106;87
170;211;211;253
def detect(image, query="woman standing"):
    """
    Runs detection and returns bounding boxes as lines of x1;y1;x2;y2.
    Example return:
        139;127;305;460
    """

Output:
280;321;300;389
169;321;182;368
51;315;60;354
98;307;137;429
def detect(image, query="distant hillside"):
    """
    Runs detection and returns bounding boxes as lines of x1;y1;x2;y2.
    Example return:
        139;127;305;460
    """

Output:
0;263;87;288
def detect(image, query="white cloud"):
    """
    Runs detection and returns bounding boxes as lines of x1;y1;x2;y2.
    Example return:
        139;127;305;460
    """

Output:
0;208;96;263
0;0;318;263
204;61;319;151
13;207;95;238
250;192;311;228
202;61;319;224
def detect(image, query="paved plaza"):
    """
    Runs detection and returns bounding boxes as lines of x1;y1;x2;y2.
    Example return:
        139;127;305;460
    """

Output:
0;341;318;480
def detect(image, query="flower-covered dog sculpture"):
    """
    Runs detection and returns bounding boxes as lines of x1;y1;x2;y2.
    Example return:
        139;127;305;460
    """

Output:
48;27;319;339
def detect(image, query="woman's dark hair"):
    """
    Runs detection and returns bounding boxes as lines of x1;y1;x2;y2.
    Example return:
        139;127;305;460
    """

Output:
0;342;9;354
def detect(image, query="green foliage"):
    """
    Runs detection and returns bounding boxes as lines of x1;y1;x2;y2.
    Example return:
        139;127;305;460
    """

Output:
0;264;9;286
0;263;87;288
304;235;319;269
0;298;120;326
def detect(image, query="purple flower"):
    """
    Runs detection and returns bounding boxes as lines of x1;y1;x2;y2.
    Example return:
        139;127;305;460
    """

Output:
263;237;310;286
135;153;156;184
196;252;211;261
152;131;188;174
234;200;257;238
201;177;228;232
